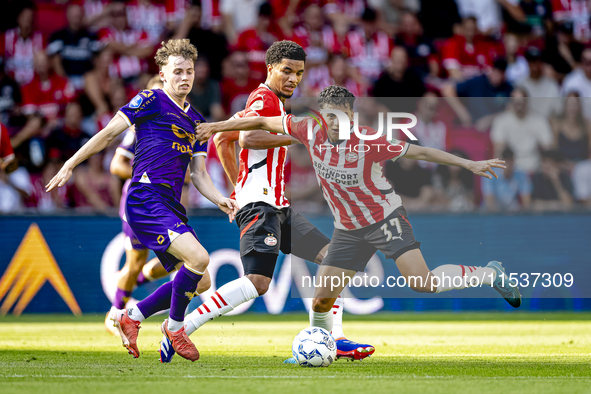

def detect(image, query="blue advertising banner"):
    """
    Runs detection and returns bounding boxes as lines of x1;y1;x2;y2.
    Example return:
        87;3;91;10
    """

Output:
0;213;590;315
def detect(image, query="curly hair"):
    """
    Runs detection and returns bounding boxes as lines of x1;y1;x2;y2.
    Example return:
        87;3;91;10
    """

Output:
265;40;306;66
154;39;198;69
317;85;355;110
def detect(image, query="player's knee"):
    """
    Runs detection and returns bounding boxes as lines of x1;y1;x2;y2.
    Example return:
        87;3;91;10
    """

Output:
312;298;333;313
184;249;209;271
246;275;271;296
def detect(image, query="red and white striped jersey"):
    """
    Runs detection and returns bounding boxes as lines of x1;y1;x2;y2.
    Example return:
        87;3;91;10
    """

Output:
283;114;409;230
343;28;393;81
233;84;289;209
1;28;45;85
126;0;167;45
98;27;150;79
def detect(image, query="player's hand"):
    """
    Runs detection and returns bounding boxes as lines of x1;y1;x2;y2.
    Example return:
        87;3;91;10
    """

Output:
217;197;239;222
467;159;506;179
195;123;218;145
45;162;74;192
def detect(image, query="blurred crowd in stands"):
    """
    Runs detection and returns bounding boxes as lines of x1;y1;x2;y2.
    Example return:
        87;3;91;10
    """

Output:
0;0;590;214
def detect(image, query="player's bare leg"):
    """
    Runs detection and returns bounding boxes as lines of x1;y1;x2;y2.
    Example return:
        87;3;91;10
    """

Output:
395;249;521;307
136;258;168;285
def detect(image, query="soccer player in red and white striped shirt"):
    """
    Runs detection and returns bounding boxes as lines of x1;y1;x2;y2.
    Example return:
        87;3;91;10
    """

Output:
195;85;523;335
177;42;374;362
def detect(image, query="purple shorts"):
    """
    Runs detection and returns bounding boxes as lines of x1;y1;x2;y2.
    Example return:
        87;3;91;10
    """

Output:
125;183;198;272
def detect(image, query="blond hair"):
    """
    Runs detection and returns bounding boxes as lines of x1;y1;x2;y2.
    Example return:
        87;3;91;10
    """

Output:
146;75;164;89
154;39;198;69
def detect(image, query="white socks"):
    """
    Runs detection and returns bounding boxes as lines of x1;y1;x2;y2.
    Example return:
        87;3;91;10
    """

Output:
184;276;259;335
310;295;345;337
168;319;184;331
127;306;145;322
309;309;333;332
432;265;496;293
330;295;345;339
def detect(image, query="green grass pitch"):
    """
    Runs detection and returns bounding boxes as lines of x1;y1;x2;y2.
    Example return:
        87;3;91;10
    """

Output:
0;312;590;393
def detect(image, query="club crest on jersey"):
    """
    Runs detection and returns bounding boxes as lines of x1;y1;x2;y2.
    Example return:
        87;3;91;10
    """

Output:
264;236;277;246
250;100;264;111
345;152;358;162
129;95;143;109
263;188;268;195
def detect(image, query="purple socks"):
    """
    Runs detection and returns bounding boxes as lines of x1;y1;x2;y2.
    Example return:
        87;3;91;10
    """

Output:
170;265;202;322
136;271;149;286
113;288;131;309
136;281;173;318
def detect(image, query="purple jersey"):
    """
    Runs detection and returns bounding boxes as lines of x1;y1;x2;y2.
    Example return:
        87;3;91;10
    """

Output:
117;88;207;200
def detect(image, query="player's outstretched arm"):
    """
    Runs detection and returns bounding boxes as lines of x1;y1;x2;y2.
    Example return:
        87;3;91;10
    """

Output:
46;114;129;192
195;116;285;141
189;155;239;222
404;144;506;179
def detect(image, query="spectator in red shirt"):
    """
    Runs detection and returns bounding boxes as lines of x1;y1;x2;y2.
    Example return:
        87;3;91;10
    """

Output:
97;1;153;82
126;0;168;45
293;3;342;66
11;52;75;154
0;2;45;86
441;16;504;81
220;51;260;115
343;7;394;83
305;54;367;97
323;0;367;37
82;0;113;32
235;2;285;80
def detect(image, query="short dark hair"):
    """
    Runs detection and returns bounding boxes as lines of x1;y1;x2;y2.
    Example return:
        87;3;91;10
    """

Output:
265;40;306;66
318;85;355;110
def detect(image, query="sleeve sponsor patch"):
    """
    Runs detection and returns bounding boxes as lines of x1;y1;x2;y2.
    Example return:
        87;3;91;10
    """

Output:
249;100;264;111
129;95;143;109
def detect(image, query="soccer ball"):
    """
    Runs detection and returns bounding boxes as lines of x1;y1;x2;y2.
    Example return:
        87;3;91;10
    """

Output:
292;327;337;367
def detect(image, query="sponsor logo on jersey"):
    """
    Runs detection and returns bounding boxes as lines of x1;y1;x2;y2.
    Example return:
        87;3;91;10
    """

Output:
129;95;143;109
264;236;278;246
171;124;196;145
345;152;358;162
250;100;264;111
0;224;81;316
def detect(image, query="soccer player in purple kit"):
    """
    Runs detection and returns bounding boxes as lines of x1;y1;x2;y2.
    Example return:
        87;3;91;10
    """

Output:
105;75;212;337
46;39;238;362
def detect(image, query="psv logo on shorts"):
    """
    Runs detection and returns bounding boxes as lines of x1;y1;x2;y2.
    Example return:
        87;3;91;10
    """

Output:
264;236;277;246
345;152;358;162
